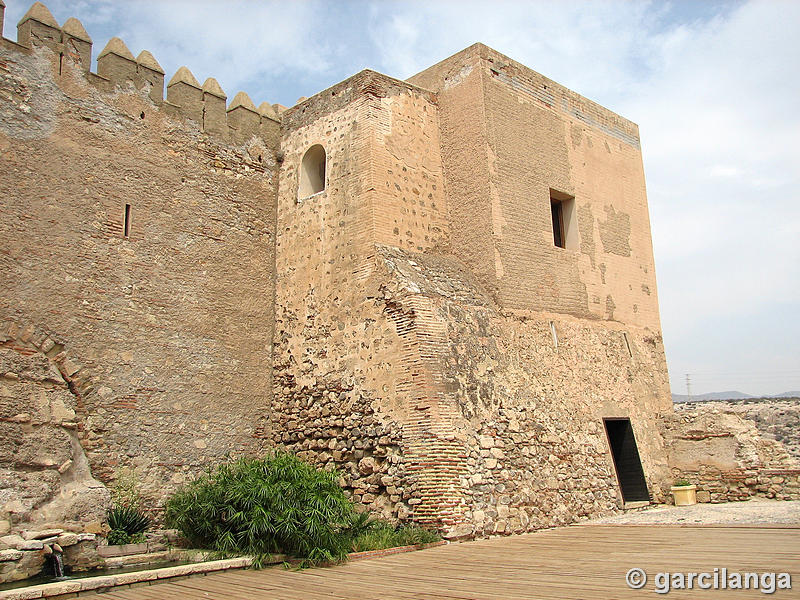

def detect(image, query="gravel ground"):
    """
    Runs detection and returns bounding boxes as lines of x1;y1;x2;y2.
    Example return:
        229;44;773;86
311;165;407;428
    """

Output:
586;499;800;525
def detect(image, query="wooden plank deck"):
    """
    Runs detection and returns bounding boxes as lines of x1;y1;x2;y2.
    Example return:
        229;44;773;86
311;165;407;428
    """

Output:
92;525;799;599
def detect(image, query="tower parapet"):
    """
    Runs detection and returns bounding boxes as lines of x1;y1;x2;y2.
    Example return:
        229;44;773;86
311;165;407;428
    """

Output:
258;102;280;146
227;91;260;144
97;36;137;87
1;0;7;39
166;65;202;122
202;77;227;138
135;50;164;102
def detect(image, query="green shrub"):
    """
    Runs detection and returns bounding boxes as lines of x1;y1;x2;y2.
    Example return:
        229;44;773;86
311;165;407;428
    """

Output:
107;504;150;536
165;452;355;564
348;510;379;537
350;521;440;553
673;478;691;487
107;529;130;546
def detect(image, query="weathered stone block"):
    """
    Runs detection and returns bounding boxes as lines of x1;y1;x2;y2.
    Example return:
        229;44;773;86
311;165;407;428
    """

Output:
0;549;23;562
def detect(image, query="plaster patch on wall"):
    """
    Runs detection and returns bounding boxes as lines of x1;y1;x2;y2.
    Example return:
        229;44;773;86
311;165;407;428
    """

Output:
0;47;60;139
494;246;504;279
577;203;595;268
599;205;631;257
605;294;616;320
570;124;582;148
487;145;506;239
0;46;141;142
443;64;474;91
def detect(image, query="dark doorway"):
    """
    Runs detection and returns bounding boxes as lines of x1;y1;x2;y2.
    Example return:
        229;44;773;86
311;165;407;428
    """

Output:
603;418;650;503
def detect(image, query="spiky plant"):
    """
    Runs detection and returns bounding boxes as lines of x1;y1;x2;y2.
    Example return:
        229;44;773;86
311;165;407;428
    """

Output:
347;510;379;537
349;521;440;553
165;452;355;565
107;505;150;536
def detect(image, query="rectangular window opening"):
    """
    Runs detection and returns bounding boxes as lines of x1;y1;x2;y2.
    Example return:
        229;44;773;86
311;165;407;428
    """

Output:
550;190;576;249
123;204;131;238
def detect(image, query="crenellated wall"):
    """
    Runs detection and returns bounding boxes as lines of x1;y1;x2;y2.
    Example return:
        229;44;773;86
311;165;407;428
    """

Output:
0;0;279;537
3;2;280;147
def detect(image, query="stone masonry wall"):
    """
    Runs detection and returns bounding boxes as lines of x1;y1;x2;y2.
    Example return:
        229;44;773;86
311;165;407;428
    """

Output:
408;46;501;301
682;399;800;460
662;405;800;503
272;59;674;536
0;22;277;528
380;247;673;536
0;335;110;537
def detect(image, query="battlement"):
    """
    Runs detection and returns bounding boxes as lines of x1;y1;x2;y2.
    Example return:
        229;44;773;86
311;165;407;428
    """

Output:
0;1;281;146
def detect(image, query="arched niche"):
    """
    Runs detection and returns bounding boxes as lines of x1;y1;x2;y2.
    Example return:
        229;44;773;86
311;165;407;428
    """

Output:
298;144;326;199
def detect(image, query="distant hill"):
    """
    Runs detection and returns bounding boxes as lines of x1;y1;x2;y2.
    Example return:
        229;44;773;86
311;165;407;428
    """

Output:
673;390;800;403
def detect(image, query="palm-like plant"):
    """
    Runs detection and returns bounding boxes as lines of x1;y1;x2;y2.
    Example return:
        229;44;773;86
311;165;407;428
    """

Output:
165;452;355;564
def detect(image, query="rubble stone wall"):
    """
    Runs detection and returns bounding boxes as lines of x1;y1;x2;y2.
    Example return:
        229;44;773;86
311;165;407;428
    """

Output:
682;399;800;460
661;406;800;502
381;247;673;535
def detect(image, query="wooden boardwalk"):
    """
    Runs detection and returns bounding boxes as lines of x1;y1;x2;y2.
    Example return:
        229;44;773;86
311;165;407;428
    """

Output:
93;525;799;599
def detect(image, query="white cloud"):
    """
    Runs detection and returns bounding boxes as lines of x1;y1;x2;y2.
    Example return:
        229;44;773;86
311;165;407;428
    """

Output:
708;165;739;178
625;2;800;393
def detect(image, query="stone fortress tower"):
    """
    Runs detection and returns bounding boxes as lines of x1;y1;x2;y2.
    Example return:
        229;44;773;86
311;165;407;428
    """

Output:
1;1;795;545
273;46;672;536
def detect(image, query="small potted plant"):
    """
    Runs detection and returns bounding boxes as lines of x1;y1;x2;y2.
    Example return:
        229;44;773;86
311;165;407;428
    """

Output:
670;479;697;506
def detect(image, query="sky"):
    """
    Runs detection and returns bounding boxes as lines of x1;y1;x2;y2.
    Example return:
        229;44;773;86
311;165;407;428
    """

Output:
3;0;799;396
